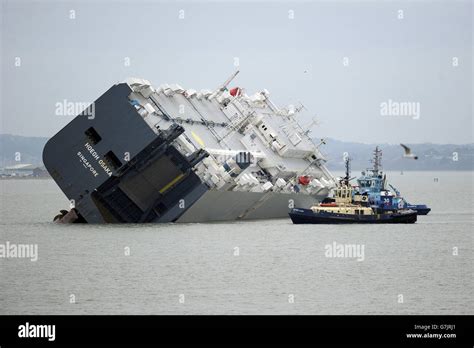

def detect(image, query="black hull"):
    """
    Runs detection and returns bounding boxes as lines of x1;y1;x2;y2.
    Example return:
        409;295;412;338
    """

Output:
413;208;431;215
410;208;431;215
289;208;417;224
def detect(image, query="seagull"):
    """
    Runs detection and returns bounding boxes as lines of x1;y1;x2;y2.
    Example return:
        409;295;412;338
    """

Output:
400;144;418;160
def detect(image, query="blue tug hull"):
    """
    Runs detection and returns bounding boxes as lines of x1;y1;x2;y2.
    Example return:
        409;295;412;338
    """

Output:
406;204;431;215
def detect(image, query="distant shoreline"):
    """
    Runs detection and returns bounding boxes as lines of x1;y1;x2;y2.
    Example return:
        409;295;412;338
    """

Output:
1;170;473;182
0;177;51;180
2;134;473;171
327;169;474;173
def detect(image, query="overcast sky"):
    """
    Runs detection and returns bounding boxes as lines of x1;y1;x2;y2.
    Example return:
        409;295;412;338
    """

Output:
1;0;472;144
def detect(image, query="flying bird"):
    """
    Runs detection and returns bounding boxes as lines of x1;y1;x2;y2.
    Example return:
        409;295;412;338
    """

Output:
400;144;418;160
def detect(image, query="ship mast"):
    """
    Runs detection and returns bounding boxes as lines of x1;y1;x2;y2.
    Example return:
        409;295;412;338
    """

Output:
371;146;382;174
207;70;240;102
342;156;351;186
219;70;240;92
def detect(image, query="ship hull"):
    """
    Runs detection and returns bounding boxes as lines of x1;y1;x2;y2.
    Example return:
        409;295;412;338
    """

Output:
289;208;417;224
176;190;328;222
407;204;431;215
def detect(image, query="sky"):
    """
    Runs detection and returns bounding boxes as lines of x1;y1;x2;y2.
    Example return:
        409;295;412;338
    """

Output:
1;0;472;144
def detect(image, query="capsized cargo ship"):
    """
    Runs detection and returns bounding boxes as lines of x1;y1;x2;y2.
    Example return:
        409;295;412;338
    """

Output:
44;71;336;223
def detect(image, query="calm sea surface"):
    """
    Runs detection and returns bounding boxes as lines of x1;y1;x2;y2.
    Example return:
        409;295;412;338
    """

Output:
0;171;472;314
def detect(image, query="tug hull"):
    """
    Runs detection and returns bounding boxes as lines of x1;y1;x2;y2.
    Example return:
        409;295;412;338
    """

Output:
406;204;431;215
289;208;417;224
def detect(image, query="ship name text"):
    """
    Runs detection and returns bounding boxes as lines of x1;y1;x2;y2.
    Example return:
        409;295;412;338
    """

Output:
77;143;113;178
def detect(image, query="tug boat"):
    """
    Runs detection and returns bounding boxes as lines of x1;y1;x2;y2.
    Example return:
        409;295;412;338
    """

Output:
355;147;431;215
289;158;417;224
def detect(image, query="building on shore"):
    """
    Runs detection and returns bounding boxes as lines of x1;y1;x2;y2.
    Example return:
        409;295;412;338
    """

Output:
1;164;50;177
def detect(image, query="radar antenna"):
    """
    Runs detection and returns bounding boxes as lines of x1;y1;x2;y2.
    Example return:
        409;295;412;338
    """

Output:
342;156;351;186
370;146;382;174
